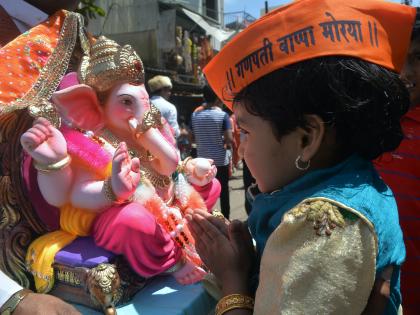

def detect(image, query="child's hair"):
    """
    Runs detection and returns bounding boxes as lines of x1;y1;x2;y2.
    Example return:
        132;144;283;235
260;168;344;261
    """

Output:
202;84;218;104
412;8;420;40
233;56;409;160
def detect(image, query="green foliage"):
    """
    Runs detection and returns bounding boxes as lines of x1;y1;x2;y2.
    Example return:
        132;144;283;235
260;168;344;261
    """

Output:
76;0;106;20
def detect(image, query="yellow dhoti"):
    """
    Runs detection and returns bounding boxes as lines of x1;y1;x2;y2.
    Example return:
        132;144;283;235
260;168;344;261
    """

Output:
26;204;97;293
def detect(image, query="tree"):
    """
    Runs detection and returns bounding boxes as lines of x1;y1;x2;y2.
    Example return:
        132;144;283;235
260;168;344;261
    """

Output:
76;0;106;21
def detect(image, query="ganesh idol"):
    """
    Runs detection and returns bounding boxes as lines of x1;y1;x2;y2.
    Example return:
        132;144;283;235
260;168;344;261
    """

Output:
20;36;220;293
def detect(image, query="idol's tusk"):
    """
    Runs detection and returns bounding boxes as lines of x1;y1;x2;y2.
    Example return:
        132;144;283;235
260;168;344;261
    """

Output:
128;118;139;131
128;118;143;139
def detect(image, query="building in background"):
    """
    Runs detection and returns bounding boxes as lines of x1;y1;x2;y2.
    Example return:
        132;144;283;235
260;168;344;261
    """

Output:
87;0;235;120
87;0;233;72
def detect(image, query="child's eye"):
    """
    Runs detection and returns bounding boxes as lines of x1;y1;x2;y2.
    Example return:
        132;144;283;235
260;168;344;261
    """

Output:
240;129;249;135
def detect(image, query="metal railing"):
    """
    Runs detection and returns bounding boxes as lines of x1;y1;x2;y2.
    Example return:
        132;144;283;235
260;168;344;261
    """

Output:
224;11;256;30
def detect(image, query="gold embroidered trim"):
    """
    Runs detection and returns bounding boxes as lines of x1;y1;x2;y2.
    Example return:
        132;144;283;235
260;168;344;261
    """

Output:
301;196;379;255
27;98;61;127
1;12;87;114
77;14;90;56
56;269;82;286
289;199;345;236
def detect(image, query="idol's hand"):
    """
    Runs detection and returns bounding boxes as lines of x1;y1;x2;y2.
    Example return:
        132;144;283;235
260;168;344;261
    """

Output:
184;158;217;186
186;210;255;288
111;142;141;201
20;117;67;165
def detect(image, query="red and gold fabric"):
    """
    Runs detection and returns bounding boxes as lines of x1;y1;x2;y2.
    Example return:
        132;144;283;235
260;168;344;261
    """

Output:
0;10;88;111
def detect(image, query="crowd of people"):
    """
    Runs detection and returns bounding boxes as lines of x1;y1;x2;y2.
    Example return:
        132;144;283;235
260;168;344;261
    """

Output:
1;0;419;314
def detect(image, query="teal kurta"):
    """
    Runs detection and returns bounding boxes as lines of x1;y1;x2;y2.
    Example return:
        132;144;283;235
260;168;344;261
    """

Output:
248;155;405;314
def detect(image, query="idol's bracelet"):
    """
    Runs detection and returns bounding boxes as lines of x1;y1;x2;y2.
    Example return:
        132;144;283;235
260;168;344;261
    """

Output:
103;177;133;204
215;294;254;315
176;156;193;174
33;155;71;173
0;288;33;315
135;103;163;137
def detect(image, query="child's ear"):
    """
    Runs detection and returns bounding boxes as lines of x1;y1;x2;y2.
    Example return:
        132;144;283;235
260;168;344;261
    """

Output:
299;114;325;163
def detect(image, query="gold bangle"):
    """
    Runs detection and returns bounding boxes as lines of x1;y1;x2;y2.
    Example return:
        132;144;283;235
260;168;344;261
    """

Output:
103;177;131;204
177;156;193;174
215;294;254;315
33;155;71;173
0;288;33;315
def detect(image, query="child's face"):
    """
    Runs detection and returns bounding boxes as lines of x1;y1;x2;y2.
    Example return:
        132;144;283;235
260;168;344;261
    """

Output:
401;38;420;107
234;101;302;193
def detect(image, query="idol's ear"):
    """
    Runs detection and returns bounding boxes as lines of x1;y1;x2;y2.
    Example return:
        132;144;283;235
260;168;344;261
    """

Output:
52;84;105;132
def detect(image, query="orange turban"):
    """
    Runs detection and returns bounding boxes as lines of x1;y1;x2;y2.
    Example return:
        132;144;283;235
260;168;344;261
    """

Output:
203;0;416;109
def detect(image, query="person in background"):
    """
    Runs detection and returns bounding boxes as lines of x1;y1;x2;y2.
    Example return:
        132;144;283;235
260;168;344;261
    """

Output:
187;0;415;314
239;130;256;215
229;113;241;174
177;115;193;160
148;75;180;138
374;9;420;315
191;85;233;218
0;1;82;314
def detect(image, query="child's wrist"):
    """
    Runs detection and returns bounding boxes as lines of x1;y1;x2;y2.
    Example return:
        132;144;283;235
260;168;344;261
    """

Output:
221;273;250;295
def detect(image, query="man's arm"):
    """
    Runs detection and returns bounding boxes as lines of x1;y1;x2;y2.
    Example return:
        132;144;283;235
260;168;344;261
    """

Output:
223;113;233;150
0;270;81;315
167;105;180;138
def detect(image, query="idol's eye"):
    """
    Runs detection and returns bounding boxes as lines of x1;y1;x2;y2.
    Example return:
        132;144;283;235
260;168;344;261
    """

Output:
121;98;133;106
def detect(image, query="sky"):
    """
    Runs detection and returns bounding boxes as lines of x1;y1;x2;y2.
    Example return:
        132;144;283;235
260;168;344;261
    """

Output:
224;0;420;19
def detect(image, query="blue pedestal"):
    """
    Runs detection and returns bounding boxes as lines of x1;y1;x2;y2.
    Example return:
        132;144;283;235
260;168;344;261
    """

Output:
74;276;216;315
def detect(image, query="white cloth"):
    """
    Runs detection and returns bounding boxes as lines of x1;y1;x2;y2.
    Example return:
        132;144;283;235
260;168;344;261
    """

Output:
150;95;180;138
0;270;23;307
0;0;47;32
0;0;46;307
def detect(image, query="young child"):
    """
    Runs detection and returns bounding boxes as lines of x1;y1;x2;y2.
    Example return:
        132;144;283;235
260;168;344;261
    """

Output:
186;0;416;314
